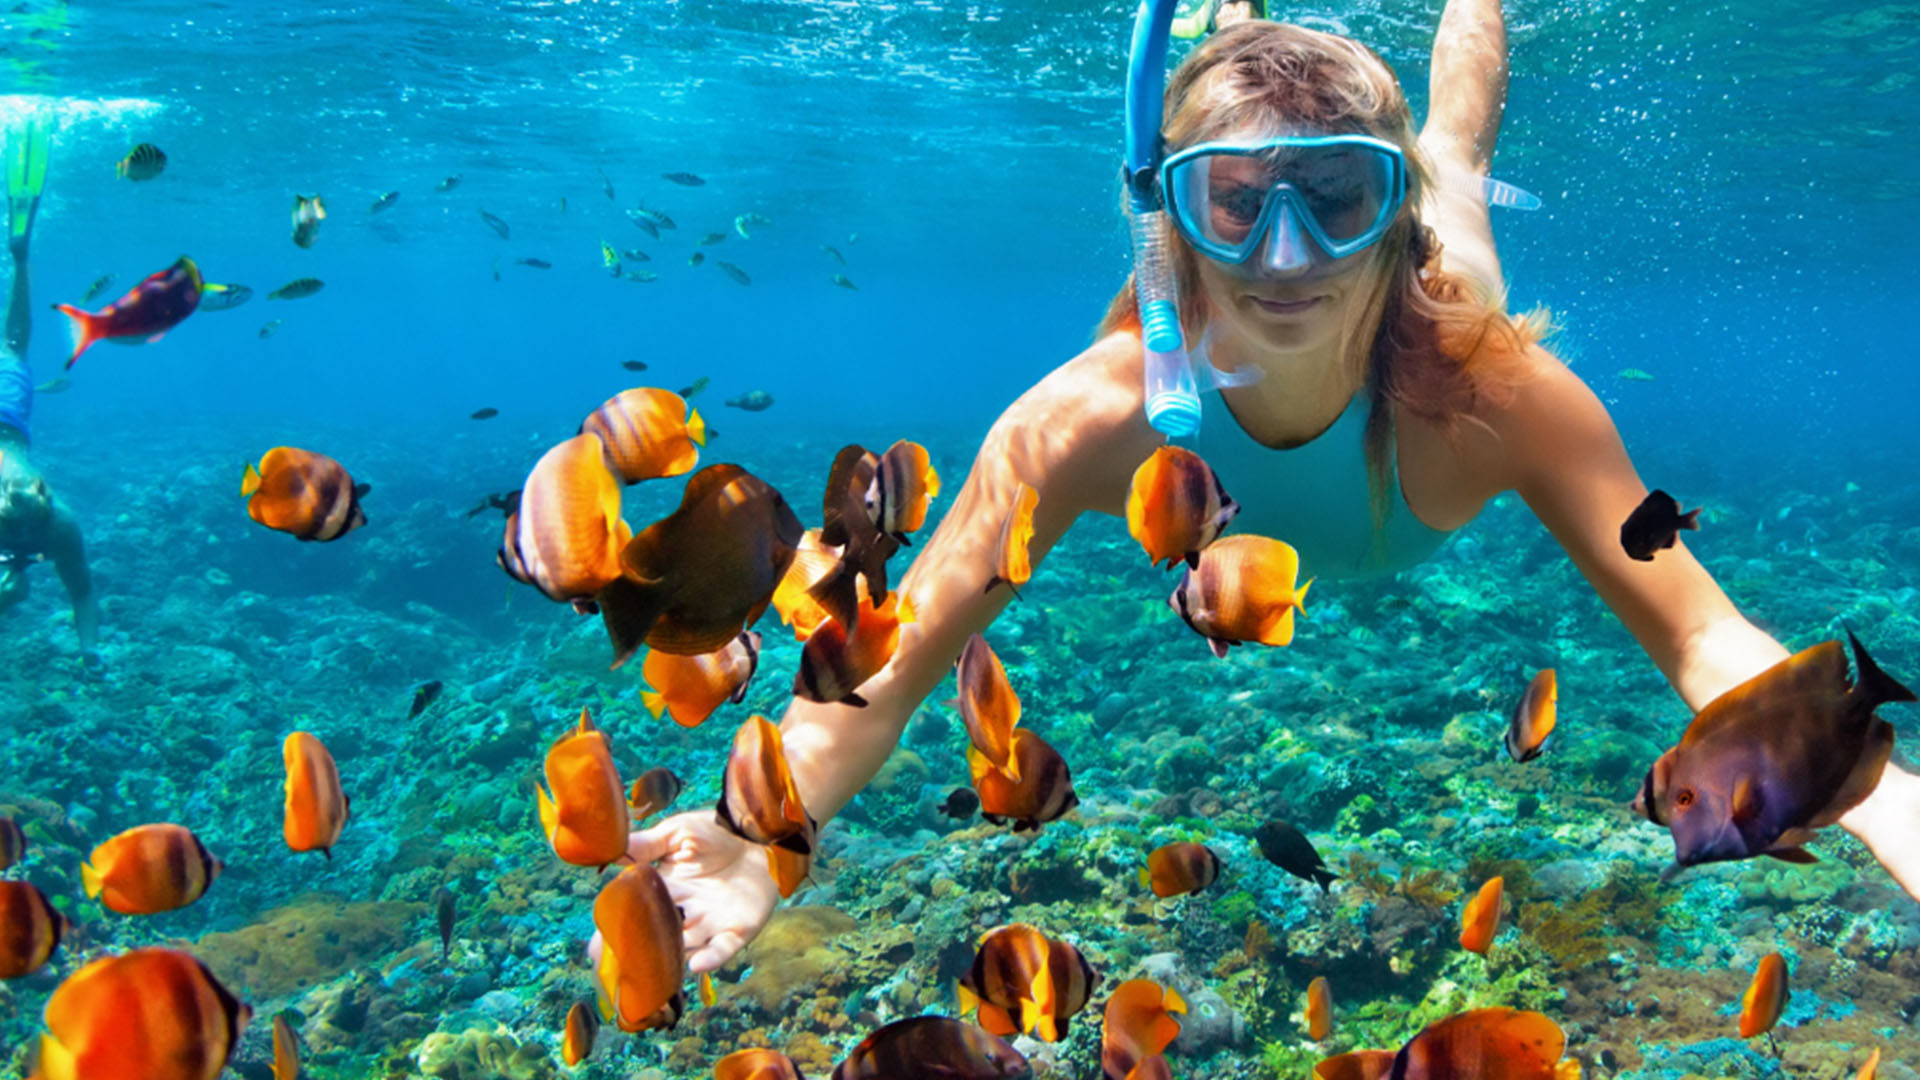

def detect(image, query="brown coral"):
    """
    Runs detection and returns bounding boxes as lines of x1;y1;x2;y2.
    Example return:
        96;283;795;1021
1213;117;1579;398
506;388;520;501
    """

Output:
197;892;422;997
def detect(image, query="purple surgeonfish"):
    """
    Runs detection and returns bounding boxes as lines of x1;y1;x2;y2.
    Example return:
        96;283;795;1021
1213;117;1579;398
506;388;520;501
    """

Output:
1633;630;1914;870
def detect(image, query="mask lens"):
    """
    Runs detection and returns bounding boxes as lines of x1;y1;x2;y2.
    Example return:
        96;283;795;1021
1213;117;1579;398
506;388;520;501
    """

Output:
1168;138;1399;259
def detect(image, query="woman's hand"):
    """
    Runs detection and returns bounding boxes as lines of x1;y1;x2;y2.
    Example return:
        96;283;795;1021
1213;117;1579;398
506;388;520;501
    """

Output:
613;811;780;973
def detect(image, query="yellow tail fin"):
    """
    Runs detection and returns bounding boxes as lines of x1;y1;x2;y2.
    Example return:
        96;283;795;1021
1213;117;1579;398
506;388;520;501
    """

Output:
535;785;559;842
957;980;979;1015
80;861;103;899
639;688;667;719
686;407;706;446
32;1034;78;1080
1295;578;1313;614
241;462;262;497
1165;987;1188;1014
1138;866;1152;890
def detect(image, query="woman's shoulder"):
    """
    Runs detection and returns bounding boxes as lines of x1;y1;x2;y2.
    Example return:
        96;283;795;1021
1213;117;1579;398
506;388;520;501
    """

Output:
1464;342;1622;486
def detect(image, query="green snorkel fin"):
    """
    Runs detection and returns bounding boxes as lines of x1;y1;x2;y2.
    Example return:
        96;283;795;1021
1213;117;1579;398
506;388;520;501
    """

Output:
6;114;51;244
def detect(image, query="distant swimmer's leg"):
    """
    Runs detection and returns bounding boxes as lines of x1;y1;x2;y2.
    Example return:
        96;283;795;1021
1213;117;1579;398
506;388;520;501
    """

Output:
2;115;48;439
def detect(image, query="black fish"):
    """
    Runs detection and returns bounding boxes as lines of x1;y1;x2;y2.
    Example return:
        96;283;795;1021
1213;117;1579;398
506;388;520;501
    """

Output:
621;360;648;372
1254;819;1337;891
469;408;499;420
627;212;659;239
515;257;551;269
433;886;455;960
937;788;978;820
1620;489;1701;562
463;490;521;520
409;680;444;719
478;209;510;239
715;261;750;286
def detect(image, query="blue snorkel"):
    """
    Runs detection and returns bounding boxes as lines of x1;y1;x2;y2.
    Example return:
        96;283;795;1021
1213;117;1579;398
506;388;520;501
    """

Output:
1123;0;1199;438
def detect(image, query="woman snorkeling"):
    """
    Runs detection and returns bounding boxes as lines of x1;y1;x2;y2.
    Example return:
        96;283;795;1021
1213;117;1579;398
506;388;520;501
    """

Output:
624;0;1920;972
1170;0;1265;40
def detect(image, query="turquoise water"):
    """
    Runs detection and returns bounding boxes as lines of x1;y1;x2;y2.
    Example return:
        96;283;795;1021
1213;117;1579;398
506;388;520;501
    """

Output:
3;0;1919;1077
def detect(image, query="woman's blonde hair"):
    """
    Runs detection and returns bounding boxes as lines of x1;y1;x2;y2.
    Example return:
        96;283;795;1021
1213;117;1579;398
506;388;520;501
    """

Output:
1097;21;1546;521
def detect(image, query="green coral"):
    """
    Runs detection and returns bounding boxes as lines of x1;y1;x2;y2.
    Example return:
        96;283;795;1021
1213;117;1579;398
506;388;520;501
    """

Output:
1515;863;1671;972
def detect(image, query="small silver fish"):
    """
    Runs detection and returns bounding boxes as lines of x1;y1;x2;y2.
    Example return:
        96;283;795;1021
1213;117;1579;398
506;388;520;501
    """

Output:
701;233;727;246
598;168;616;201
33;375;70;394
622;270;659;283
291;194;327;249
479;210;510;240
198;283;255;311
662;171;705;187
436;175;462;192
822;245;846;265
83;275;115;302
259;319;284;339
715;262;750;286
832;274;857;291
688;252;706;268
267;278;325;301
620;248;650;262
370;190;400;213
627;211;659;239
515;257;552;269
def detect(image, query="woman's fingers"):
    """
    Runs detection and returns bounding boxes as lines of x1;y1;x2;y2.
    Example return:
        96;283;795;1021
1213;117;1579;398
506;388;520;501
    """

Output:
625;820;680;866
689;929;748;973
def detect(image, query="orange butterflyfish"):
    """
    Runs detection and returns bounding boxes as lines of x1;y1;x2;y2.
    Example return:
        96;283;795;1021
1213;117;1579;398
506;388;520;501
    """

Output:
1385;1007;1568;1080
715;715;816;856
0;814;22;870
958;923;1098;1043
1858;1047;1881;1080
241;447;368;542
282;731;349;860
82;823;222;915
534;708;629;869
771;529;845;642
1139;841;1221;899
627;766;685;821
578;387;704;484
270;1013;300;1080
714;1048;804;1080
1739;952;1787;1040
562;999;600;1065
0;881;69;978
640;630;761;728
1505;668;1557;763
1127;445;1239;570
765;843;813;900
599;463;803;667
865;438;941;544
54;255;203;370
984;482;1038;595
1168;534;1311;657
497;433;630;604
831;1016;1029;1080
793;589;915;707
30;947;251;1080
1306;975;1333;1041
592;865;686;1033
698;971;717;1008
1100;979;1186;1080
970;728;1078;833
1459;876;1504;954
955;632;1022;781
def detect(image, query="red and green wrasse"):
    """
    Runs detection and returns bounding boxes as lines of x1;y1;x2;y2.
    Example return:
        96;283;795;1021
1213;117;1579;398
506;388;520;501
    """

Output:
54;255;203;369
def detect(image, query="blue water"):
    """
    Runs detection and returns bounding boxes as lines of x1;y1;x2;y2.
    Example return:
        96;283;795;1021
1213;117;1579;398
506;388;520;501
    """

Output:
4;0;1920;1077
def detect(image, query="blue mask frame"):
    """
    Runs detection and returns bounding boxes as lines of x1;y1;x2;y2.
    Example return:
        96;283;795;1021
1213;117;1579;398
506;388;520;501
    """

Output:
1160;134;1408;265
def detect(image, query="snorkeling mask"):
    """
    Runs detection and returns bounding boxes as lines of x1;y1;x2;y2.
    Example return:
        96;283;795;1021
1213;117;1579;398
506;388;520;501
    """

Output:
1121;0;1538;437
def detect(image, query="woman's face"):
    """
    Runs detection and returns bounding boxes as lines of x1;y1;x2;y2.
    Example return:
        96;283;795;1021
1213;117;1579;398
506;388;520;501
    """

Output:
1187;145;1388;359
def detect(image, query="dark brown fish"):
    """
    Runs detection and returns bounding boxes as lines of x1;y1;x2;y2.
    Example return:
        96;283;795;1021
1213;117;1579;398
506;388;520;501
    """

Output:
1620;489;1700;562
463;490;520;520
470;407;499;420
939;787;980;819
621;360;649;372
409;680;444;719
597;464;802;666
812;445;901;632
1254;820;1336;890
434;887;455;960
831;1016;1031;1080
1633;631;1913;869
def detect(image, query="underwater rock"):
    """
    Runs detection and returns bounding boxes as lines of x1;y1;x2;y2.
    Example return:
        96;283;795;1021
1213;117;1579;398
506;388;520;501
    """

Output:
416;1024;555;1080
736;906;861;1015
1093;691;1133;731
1141;952;1245;1056
197;894;421;997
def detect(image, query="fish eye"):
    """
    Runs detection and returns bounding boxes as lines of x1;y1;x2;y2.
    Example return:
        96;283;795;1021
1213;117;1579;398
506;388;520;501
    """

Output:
1675;788;1695;809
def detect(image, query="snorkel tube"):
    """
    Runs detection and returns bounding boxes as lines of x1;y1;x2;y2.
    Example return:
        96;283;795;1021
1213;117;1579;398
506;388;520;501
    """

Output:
1123;0;1200;438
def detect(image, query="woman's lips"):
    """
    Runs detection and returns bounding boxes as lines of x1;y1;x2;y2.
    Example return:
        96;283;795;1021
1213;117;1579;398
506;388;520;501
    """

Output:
1249;295;1324;315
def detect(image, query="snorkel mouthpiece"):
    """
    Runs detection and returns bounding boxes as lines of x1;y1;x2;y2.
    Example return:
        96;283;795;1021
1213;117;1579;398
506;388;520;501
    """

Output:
1125;0;1201;438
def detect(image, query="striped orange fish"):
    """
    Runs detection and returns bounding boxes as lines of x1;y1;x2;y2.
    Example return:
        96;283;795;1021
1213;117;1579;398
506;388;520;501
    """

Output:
793;589;914;707
578;387;704;484
1169;534;1311;657
970;728;1078;833
715;1048;803;1080
698;971;717;1008
715;715;815;856
955;633;1021;781
1126;445;1238;570
1505;669;1557;763
1140;841;1221;898
640;631;760;728
865;439;941;544
626;767;684;821
1315;1008;1567;1080
535;708;628;869
31;947;251;1080
592;865;686;1033
1858;1047;1881;1080
282;731;349;859
83;824;222;915
562;1000;599;1065
958;923;1098;1043
498;433;630;604
0;881;69;978
1306;975;1333;1040
1459;876;1504;955
1100;979;1185;1080
271;1014;300;1080
770;529;844;641
984;482;1038;595
0;815;25;870
1739;952;1787;1040
242;447;367;542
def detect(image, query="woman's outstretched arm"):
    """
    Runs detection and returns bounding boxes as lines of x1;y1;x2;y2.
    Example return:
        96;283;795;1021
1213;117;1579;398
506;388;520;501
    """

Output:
1417;0;1512;297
